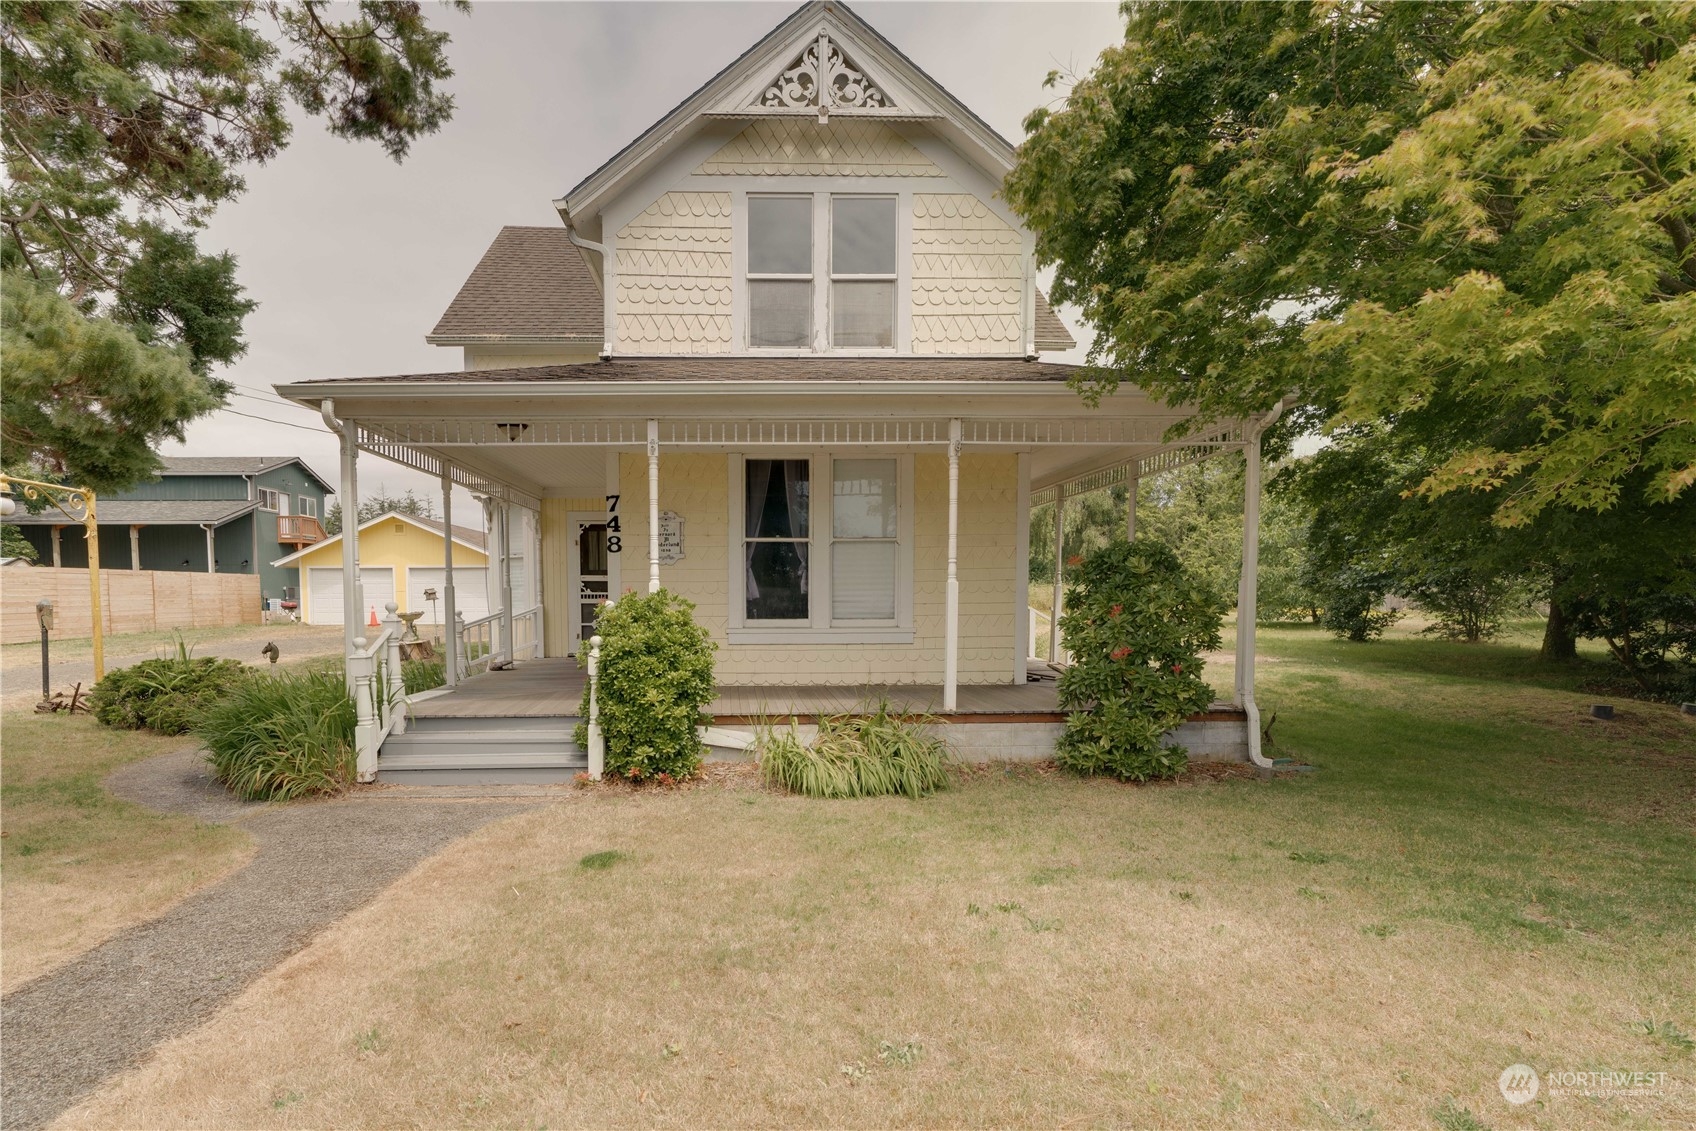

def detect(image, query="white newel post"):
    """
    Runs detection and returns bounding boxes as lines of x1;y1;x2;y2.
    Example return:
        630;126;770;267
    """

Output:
944;418;962;712
586;633;604;780
340;417;361;692
646;418;661;594
1235;434;1263;708
351;635;377;781
1049;483;1066;662
383;602;406;736
440;466;458;687
454;611;466;680
498;501;515;665
1126;476;1139;541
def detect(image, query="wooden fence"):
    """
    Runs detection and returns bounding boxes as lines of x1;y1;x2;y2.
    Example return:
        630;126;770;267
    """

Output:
0;567;260;643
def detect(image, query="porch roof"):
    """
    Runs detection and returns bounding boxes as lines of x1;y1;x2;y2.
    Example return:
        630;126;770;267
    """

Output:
278;357;1260;510
4;499;257;527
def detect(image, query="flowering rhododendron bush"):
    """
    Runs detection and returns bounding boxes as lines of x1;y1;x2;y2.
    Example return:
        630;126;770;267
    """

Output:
1055;540;1226;781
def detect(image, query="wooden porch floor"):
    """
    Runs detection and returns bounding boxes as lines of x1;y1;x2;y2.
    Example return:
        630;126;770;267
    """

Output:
408;658;1064;721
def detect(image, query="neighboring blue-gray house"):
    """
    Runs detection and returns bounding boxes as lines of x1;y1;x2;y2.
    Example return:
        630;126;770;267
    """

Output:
10;456;333;606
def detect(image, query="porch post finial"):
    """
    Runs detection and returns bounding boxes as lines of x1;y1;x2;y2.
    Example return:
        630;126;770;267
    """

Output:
944;419;962;711
646;418;661;595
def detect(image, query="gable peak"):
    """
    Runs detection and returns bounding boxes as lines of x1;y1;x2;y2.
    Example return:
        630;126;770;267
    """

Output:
755;30;892;122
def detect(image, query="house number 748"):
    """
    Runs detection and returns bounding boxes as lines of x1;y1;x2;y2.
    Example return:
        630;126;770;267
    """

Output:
605;495;622;553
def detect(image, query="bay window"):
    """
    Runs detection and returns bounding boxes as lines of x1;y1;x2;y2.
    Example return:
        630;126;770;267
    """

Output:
731;453;913;641
746;193;900;351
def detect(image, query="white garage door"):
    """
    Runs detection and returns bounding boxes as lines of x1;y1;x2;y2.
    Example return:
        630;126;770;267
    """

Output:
306;566;396;627
406;567;490;625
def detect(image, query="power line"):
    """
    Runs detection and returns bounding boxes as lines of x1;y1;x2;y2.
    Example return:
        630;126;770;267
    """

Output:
218;405;329;433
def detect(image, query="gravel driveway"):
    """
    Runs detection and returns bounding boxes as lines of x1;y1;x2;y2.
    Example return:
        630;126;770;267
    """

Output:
0;748;542;1130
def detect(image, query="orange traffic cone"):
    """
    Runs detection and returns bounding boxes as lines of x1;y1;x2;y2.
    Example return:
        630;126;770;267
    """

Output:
368;606;379;628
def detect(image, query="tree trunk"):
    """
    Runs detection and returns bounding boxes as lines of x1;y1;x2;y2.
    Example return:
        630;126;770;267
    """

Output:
1541;599;1577;661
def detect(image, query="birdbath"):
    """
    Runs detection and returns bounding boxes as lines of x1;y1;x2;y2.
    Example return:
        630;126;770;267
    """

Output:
397;611;435;660
397;610;426;642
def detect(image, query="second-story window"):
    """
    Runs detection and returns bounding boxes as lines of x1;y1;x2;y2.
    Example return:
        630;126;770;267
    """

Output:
830;197;896;348
748;195;813;348
257;487;281;511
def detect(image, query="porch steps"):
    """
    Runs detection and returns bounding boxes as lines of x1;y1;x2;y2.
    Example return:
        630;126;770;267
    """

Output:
378;714;587;785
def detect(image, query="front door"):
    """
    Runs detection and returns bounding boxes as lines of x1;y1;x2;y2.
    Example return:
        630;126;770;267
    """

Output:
571;518;610;652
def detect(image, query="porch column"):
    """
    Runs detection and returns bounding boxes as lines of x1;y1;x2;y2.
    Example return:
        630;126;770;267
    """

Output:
1126;476;1138;541
202;524;216;573
50;525;62;568
340;416;362;668
944;418;962;711
646;418;661;594
1049;483;1065;662
498;500;515;665
1235;435;1263;708
440;464;458;687
129;524;143;570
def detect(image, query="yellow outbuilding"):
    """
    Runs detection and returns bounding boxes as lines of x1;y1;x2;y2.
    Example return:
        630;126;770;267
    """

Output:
272;511;489;627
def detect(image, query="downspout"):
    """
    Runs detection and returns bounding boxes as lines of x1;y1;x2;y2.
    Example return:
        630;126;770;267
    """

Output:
1240;399;1287;770
562;212;614;360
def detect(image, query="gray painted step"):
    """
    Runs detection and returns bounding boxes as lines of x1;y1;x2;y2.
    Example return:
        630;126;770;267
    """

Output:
378;749;584;771
383;732;576;756
377;766;583;786
402;714;579;734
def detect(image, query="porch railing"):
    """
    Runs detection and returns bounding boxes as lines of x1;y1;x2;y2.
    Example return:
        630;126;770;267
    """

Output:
277;514;326;545
513;604;543;661
456;610;501;678
348;603;408;781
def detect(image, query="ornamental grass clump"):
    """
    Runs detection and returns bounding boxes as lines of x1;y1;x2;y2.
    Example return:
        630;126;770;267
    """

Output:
1056;540;1226;782
757;702;951;799
199;667;357;801
575;589;716;781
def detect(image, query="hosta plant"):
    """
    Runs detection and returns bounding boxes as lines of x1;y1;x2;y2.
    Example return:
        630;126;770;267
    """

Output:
1056;540;1226;781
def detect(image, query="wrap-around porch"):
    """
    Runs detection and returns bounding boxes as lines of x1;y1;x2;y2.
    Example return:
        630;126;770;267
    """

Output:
278;360;1280;782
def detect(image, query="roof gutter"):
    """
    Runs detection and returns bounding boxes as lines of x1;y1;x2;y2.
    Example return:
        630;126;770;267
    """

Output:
556;204;614;361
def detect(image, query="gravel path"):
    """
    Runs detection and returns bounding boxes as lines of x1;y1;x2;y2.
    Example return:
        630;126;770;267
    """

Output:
0;748;540;1130
0;624;346;710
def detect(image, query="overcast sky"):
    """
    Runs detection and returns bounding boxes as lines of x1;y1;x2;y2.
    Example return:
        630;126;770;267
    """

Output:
176;1;1126;522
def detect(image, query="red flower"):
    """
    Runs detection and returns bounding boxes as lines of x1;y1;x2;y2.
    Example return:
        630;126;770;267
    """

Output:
1172;663;1183;673
1066;555;1084;567
1110;604;1123;618
1111;646;1131;661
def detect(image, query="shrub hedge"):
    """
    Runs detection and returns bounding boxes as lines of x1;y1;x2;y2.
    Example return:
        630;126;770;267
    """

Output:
575;589;716;781
1055;539;1225;782
89;656;249;735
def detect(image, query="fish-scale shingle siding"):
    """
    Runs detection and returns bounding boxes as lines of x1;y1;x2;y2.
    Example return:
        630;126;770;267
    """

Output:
911;194;1024;353
696;119;942;177
615;192;733;353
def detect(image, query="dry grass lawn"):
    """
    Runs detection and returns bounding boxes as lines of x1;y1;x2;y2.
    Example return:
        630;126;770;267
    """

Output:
1;712;254;991
52;625;1696;1130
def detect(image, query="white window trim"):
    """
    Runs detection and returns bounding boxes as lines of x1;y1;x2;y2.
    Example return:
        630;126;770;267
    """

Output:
740;190;911;355
298;496;317;519
257;487;280;512
828;193;899;351
726;451;915;644
746;193;816;352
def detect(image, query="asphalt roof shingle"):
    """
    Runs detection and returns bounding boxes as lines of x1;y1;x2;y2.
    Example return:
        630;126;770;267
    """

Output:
294;356;1084;385
5;500;257;526
429;227;603;343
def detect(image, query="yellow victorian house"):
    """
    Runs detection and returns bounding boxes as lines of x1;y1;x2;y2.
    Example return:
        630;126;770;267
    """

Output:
277;1;1278;784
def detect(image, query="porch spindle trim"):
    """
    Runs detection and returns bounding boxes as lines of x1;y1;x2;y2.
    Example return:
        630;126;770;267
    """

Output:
647;418;661;594
944;417;961;712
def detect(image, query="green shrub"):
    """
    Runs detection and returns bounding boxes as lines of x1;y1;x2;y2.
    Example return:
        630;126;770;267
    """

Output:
402;658;445;695
1055;540;1225;782
757;703;951;799
575;589;716;781
198;667;356;800
89;655;249;734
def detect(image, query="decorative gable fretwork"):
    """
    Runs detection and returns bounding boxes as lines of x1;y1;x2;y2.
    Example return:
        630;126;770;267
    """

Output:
756;32;891;121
